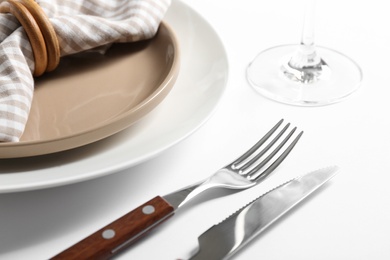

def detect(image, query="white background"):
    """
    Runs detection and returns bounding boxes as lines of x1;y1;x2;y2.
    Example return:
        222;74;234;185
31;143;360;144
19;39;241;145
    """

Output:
1;0;389;259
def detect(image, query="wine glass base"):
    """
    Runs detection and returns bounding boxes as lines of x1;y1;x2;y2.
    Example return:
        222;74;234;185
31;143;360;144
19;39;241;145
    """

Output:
247;45;362;106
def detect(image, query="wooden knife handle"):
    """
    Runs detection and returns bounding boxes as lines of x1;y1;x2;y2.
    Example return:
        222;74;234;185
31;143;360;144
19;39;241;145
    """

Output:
51;196;174;260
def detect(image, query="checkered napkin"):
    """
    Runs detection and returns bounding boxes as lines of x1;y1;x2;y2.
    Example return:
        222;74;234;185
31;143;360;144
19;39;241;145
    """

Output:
0;0;171;142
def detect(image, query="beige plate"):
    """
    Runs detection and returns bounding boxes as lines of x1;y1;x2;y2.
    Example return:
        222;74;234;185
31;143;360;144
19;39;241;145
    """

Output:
0;22;180;158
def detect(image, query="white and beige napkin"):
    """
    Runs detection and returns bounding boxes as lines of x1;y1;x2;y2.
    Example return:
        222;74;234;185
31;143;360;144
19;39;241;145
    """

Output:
0;0;171;142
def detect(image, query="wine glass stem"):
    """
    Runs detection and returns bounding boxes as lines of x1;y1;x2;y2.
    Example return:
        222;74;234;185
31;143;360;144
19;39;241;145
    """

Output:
301;0;316;49
283;0;328;83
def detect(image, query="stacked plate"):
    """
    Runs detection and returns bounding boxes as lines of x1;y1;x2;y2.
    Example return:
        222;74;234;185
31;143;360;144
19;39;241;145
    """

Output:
0;0;229;193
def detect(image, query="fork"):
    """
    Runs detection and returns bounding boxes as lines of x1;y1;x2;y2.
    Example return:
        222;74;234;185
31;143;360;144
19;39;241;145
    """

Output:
51;119;303;260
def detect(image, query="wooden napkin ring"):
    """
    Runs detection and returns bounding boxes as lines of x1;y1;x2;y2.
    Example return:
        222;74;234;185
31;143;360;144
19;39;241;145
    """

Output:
0;0;47;77
18;0;60;72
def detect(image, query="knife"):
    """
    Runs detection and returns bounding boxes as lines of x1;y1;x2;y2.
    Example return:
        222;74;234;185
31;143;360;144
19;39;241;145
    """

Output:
187;166;339;260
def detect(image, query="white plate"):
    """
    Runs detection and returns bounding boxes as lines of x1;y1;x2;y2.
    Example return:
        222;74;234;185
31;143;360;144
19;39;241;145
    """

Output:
0;0;229;193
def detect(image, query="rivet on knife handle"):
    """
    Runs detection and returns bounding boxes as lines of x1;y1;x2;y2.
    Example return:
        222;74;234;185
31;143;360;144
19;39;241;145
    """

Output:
50;196;174;260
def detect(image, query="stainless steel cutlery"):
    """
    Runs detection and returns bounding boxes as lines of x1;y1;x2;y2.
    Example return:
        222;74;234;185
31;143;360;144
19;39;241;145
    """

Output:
188;166;339;259
52;119;302;259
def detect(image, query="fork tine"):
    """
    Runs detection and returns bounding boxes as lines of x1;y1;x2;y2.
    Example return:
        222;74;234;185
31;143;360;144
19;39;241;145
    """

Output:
248;130;303;181
237;123;291;173
232;119;284;167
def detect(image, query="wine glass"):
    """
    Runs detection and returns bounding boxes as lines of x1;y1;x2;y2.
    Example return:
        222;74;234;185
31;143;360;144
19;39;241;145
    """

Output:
246;0;362;106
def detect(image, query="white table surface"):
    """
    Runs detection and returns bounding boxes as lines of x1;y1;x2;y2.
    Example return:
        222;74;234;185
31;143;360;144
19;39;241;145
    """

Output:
1;0;390;259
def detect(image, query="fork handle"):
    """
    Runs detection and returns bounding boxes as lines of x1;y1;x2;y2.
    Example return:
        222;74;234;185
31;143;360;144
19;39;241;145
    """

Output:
51;196;174;260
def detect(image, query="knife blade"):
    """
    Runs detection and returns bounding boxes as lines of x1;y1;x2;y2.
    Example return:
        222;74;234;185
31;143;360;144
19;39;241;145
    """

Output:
187;166;339;260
